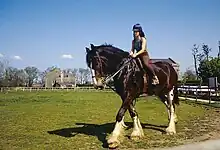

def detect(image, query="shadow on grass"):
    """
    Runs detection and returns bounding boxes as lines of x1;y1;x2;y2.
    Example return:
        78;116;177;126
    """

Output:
47;122;167;148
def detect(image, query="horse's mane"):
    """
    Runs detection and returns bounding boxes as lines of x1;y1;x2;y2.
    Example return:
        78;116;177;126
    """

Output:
96;43;129;57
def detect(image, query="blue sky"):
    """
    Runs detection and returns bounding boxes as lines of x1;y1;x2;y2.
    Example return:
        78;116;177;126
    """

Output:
0;0;220;73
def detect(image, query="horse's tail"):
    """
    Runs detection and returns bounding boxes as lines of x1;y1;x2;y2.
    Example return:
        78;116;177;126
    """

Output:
173;84;179;105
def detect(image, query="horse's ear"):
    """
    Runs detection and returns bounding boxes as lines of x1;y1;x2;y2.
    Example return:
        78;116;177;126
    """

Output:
85;47;90;53
90;44;95;50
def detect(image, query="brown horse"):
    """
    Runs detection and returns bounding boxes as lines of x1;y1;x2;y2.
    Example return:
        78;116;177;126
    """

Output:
85;44;179;149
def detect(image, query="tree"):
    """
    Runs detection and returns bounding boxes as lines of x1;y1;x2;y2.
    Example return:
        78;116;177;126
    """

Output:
0;59;10;86
199;43;212;61
72;68;78;77
24;66;39;87
192;44;199;79
78;68;91;84
17;69;29;86
4;67;16;86
78;68;85;84
2;67;28;87
183;68;197;81
198;57;220;82
83;68;91;84
38;71;46;85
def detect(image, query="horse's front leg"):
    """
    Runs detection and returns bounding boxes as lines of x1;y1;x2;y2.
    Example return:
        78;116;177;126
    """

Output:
107;104;128;149
128;103;144;140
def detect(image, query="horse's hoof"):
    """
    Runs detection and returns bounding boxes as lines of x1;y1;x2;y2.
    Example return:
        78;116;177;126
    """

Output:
130;131;144;141
108;140;120;149
165;128;176;135
107;137;120;149
130;135;142;141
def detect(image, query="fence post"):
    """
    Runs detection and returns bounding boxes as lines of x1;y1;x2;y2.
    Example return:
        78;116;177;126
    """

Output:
196;87;198;102
209;87;211;104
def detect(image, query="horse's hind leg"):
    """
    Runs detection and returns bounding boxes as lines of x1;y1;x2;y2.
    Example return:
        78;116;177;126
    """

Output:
165;87;177;135
159;94;178;124
172;103;178;124
128;103;144;140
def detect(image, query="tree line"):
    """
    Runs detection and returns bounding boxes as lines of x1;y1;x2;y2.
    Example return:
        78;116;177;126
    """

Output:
1;42;219;87
0;59;91;87
182;42;220;83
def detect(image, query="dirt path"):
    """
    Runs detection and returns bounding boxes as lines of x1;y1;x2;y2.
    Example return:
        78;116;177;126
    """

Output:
153;139;220;150
155;105;220;150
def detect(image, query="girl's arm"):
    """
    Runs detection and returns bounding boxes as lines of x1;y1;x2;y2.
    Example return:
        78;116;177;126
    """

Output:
129;40;135;55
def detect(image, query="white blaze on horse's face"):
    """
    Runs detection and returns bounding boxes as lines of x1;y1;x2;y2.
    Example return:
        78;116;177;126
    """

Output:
90;62;98;85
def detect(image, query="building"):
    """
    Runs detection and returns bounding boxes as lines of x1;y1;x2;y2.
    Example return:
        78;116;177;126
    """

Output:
150;57;180;76
45;68;76;88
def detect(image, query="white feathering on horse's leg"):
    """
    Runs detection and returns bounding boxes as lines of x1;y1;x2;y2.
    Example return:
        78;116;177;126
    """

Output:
174;112;178;123
130;116;144;140
166;104;176;135
137;116;144;136
164;100;171;121
165;88;176;135
107;117;126;148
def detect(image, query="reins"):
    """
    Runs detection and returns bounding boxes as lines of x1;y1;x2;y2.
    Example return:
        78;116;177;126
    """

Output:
102;57;133;91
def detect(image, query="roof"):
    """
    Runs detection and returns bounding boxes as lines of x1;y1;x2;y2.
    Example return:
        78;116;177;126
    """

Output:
150;58;179;66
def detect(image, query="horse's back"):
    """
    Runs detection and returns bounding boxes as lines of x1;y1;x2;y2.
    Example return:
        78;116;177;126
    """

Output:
152;61;177;76
152;61;178;86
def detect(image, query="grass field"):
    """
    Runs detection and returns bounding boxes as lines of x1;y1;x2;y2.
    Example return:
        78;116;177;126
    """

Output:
1;91;220;150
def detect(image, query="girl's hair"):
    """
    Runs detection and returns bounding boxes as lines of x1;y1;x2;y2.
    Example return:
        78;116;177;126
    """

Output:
140;30;145;37
133;23;146;38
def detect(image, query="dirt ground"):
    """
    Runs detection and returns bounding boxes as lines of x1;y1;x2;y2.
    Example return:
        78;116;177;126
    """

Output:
161;102;220;150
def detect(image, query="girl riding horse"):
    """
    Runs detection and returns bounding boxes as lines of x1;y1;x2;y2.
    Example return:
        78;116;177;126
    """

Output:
129;23;159;85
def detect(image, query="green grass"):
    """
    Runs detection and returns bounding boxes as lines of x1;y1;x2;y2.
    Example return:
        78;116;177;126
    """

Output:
0;91;218;150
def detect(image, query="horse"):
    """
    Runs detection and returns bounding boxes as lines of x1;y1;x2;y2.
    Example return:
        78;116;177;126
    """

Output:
85;43;179;149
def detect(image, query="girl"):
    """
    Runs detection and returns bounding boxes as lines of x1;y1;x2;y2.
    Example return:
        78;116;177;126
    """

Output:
130;23;159;85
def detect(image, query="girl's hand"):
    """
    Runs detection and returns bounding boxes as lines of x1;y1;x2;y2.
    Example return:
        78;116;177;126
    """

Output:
131;53;137;58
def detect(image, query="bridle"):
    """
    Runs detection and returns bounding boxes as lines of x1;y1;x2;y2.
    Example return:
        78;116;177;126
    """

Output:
89;50;133;91
89;50;106;87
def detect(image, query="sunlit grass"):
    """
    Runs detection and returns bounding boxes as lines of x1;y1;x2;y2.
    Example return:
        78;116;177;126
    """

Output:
0;91;217;149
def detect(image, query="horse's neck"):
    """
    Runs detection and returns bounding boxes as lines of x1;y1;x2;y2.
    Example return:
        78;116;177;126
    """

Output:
102;48;130;74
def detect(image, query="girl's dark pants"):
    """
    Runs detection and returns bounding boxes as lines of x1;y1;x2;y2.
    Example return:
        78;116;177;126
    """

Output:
138;51;156;77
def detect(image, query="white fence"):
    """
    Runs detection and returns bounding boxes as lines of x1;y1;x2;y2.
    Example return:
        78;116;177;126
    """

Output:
0;86;113;92
178;85;219;96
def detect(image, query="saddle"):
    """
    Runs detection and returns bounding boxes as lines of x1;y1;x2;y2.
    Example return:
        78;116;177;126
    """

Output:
136;58;158;95
134;58;151;95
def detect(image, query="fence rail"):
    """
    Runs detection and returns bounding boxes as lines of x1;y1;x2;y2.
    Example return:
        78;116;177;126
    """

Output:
0;86;113;92
1;85;219;102
178;85;219;103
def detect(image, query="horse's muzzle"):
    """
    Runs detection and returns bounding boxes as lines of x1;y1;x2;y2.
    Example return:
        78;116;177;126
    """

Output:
93;77;105;90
